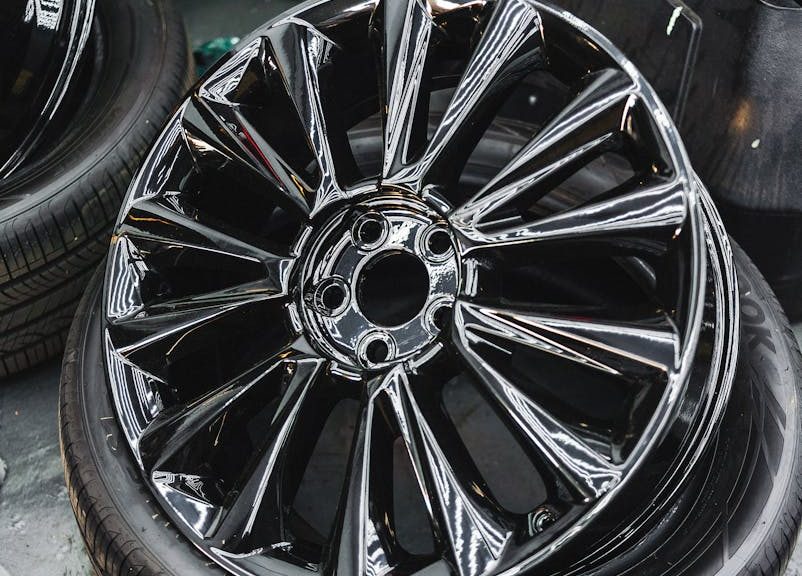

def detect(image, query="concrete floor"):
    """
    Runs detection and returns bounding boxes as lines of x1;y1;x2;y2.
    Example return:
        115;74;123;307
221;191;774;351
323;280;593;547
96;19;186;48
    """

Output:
1;1;802;574
0;363;89;576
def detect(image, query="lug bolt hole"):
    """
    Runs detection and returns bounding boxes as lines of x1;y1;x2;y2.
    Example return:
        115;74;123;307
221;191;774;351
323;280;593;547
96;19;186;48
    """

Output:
321;284;345;310
358;332;396;367
433;305;451;331
313;278;350;316
365;339;390;364
427;229;452;256
425;299;454;334
420;226;454;262
353;213;388;250
358;219;383;244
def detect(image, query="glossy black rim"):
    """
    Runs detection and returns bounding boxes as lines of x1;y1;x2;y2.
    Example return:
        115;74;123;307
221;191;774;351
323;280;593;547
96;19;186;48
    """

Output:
0;0;95;178
102;1;737;575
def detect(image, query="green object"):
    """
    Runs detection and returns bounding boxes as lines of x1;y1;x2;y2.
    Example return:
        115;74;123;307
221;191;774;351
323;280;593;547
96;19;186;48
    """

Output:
194;37;240;76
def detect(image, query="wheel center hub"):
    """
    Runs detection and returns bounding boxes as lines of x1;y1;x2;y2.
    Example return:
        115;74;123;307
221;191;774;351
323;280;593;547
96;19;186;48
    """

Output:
297;193;459;371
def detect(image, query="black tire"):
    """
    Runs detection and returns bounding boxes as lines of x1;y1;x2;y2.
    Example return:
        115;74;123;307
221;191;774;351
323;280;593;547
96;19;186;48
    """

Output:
59;242;802;576
0;0;192;378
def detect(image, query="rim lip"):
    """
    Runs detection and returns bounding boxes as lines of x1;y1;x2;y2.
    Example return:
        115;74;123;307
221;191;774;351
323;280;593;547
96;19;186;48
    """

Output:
0;0;96;178
97;1;736;574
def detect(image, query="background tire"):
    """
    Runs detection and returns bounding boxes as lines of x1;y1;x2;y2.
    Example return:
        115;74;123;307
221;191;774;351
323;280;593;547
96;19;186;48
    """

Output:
0;0;192;378
59;243;802;576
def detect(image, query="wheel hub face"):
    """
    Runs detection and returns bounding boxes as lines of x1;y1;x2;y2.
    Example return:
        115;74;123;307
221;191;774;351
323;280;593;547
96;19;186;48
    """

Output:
299;194;459;371
100;2;740;575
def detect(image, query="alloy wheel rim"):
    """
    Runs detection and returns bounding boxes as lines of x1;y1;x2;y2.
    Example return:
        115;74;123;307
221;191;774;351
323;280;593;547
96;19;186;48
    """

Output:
102;1;736;575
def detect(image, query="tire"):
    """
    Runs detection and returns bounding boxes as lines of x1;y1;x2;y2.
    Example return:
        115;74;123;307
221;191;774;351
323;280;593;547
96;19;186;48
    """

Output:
0;0;192;378
59;242;802;576
61;267;223;576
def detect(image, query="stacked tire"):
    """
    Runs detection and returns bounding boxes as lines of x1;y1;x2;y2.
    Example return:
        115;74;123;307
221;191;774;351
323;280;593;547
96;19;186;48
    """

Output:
0;0;192;377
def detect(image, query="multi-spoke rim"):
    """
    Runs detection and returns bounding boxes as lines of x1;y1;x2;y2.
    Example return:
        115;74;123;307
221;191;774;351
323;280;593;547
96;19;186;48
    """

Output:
102;1;738;575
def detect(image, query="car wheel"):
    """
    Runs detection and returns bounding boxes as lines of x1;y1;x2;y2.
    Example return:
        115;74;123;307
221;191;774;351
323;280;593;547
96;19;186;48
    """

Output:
59;1;802;575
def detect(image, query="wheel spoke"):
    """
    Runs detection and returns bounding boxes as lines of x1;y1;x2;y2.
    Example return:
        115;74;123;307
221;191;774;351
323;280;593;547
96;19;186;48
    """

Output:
380;0;435;180
181;94;265;183
453;304;622;501
329;370;399;576
267;21;353;215
198;36;265;105
450;68;637;228
208;357;326;548
383;369;512;576
387;0;545;188
454;301;680;379
454;178;687;253
107;290;292;380
131;112;197;202
144;279;287;317
137;352;313;467
110;235;287;321
183;94;315;217
122;198;293;289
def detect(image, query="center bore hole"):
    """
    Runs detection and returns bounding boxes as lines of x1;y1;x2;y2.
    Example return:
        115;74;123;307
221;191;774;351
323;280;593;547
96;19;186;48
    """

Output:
358;251;430;327
321;283;346;311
